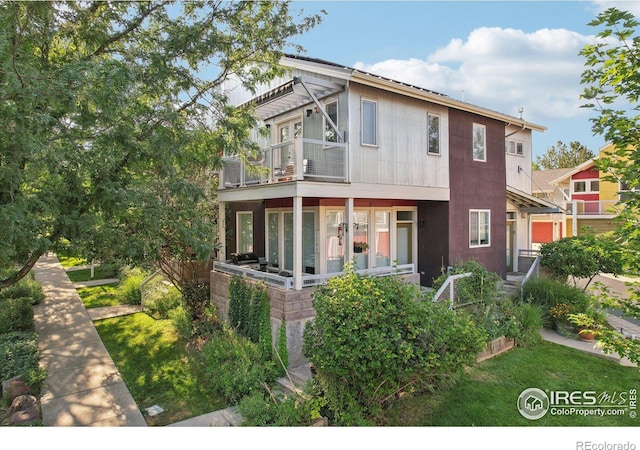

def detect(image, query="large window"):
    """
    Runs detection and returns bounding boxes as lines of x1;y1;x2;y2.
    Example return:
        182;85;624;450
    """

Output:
427;113;440;155
469;210;490;247
362;99;377;146
573;179;599;194
472;123;486;162
236;212;253;253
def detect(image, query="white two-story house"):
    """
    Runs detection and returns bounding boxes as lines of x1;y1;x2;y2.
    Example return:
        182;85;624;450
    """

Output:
210;55;549;364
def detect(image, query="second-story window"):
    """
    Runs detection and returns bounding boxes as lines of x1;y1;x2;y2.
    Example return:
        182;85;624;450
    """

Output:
325;101;338;143
473;123;486;162
506;139;523;155
362;99;377;146
427;113;440;155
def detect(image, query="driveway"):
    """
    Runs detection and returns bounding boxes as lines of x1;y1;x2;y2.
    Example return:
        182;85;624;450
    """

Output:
576;274;639;326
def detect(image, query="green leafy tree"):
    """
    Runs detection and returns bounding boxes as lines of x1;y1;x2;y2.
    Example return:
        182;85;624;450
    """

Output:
535;140;595;170
0;1;322;290
539;235;625;290
579;7;640;366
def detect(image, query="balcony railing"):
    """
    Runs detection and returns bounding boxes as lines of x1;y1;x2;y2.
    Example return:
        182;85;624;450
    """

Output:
221;138;347;188
563;200;620;216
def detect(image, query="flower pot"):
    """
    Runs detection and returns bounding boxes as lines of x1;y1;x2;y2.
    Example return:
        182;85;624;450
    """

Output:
578;326;596;342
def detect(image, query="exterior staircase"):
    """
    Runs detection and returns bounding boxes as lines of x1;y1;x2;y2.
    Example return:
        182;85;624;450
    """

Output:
502;272;525;298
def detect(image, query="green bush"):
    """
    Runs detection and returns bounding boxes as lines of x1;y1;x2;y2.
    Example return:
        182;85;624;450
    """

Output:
117;266;149;305
303;267;487;425
227;277;272;360
0;275;45;305
144;285;182;319
0;297;34;334
182;282;211;320
514;302;544;346
0;331;47;392
521;278;591;327
169;305;193;340
201;327;276;403
432;259;502;306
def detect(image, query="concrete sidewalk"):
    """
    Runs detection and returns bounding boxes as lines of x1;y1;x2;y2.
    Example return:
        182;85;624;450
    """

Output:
32;254;146;426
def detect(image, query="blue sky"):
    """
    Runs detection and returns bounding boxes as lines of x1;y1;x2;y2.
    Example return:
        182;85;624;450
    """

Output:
284;0;640;160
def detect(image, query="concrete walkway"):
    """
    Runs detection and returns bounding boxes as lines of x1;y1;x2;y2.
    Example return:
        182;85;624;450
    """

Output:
32;254;146;426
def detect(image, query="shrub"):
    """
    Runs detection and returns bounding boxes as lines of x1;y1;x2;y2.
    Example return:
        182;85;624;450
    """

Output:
144;285;182;319
0;275;45;305
118;266;149;305
0;331;47;392
227;277;272;360
432;259;502;306
182;282;211;320
521;278;591;327
514;302;544;346
169;305;193;340
201;327;276;403
303;267;487;425
0;297;34;334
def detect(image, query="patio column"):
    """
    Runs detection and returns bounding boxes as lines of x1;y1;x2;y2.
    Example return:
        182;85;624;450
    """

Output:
218;201;226;262
344;197;354;265
293;195;303;290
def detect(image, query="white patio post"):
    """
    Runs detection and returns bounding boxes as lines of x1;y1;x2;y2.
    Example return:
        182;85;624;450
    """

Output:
572;200;577;237
218;201;226;262
344;197;354;266
293;195;303;290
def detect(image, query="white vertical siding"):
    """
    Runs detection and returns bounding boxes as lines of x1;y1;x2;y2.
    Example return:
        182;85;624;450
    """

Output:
505;126;534;194
348;84;449;189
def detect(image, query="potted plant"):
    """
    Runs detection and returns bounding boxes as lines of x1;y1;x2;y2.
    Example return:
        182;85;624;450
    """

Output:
570;309;607;342
353;241;368;253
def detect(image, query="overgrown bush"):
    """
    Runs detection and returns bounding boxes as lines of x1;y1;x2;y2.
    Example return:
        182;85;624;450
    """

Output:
200;327;276;403
237;380;327;426
118;266;150;305
0;331;47;392
432;259;502;306
0;274;44;305
0;298;34;334
513;302;544;346
182;282;211;320
303;267;487;425
521;278;591;327
169;305;193;340
144;285;182;319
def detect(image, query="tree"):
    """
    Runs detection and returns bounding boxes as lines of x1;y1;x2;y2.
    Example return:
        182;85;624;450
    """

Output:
535;140;595;170
579;6;640;366
0;1;322;290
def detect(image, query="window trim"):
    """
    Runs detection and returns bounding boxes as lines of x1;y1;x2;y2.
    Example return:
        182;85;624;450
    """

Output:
472;123;487;162
361;98;378;147
469;209;491;248
506;138;524;156
572;178;599;194
427;112;441;155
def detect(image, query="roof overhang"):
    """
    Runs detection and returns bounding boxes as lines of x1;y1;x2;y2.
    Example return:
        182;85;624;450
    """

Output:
247;75;344;121
507;185;561;213
549;158;596;185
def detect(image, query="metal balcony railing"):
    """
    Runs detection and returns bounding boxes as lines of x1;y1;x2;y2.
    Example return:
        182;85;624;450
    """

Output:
563;200;620;216
221;138;347;188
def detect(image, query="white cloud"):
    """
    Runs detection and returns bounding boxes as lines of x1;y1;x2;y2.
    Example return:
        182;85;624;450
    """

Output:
589;0;640;18
353;27;597;124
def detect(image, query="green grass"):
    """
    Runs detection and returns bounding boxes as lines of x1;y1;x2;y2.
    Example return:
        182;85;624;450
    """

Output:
76;283;121;309
66;266;116;283
57;255;88;268
94;313;228;426
383;341;638;426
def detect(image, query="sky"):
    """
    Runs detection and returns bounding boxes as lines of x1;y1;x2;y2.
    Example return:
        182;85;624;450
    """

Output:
283;0;640;161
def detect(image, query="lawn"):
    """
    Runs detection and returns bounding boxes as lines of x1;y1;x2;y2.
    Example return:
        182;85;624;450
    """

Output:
75;283;121;308
382;341;638;426
57;254;87;268
66;266;117;283
94;312;228;426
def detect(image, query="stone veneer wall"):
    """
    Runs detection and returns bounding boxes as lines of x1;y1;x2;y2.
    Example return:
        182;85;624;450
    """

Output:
210;271;421;367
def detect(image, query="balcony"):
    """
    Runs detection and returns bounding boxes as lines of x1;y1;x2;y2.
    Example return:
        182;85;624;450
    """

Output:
221;138;347;188
563;200;620;217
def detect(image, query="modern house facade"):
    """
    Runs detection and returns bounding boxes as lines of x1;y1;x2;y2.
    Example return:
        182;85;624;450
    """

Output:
531;143;624;246
210;55;548;364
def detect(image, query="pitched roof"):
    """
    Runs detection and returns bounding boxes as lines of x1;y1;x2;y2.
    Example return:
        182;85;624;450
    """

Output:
532;168;573;193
